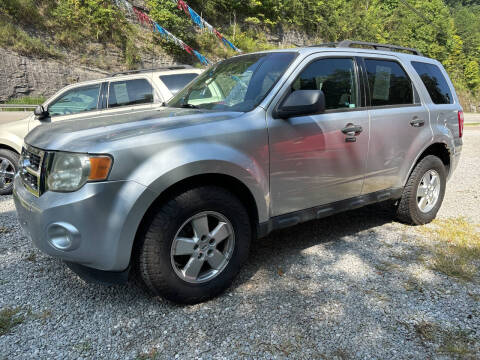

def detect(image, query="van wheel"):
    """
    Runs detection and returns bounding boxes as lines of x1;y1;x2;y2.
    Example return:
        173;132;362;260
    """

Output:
0;149;19;196
134;186;251;304
396;155;446;225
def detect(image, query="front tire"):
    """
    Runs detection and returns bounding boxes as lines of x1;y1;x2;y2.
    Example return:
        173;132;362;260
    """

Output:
0;149;19;195
134;186;251;304
396;155;446;225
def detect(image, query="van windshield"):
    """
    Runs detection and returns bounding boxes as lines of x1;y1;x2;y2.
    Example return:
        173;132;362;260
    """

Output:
168;52;297;112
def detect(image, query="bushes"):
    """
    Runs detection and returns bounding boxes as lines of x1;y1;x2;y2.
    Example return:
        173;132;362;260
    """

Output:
0;21;61;58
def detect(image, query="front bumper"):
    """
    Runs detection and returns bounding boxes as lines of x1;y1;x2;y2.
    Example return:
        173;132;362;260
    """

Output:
13;174;156;272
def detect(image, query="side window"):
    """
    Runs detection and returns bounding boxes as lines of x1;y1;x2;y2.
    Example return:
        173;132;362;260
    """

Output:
160;73;199;96
365;59;413;106
411;61;453;104
48;84;101;116
108;79;153;108
292;58;358;110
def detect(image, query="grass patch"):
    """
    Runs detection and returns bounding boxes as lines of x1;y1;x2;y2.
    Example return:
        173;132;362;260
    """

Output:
0;307;25;336
74;341;93;353
24;252;37;263
136;349;160;360
415;321;476;357
4;96;46;105
0;226;11;234
419;217;480;281
0;20;61;59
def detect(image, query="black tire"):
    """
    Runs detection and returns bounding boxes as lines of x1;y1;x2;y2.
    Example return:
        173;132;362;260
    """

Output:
396;155;446;225
0;149;19;196
133;186;251;304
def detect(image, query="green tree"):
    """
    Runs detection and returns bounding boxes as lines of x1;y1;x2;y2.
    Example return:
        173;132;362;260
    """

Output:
465;60;480;92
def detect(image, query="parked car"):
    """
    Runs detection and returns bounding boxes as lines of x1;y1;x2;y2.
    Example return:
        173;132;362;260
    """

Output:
13;41;463;303
0;66;202;195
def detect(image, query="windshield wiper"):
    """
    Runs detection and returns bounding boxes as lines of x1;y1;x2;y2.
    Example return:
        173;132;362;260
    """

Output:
180;103;199;109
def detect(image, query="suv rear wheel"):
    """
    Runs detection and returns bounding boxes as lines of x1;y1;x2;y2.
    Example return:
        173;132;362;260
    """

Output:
396;155;446;225
0;149;19;196
134;186;251;304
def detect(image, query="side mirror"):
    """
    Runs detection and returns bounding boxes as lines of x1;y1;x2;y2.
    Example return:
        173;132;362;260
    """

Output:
275;90;325;119
34;105;49;121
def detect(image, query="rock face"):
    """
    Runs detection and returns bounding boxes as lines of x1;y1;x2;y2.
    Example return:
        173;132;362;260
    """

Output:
0;47;181;102
0;48;109;102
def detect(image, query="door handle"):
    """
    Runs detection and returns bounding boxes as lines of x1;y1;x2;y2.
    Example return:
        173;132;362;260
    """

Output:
410;117;425;127
341;123;362;143
341;124;363;136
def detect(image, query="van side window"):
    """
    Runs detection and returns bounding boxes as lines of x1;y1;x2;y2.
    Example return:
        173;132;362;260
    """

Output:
365;59;413;106
160;73;199;96
108;79;154;108
292;58;358;110
411;61;453;104
48;84;101;116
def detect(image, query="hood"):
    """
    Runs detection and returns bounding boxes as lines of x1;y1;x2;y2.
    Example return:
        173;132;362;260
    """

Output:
25;107;244;152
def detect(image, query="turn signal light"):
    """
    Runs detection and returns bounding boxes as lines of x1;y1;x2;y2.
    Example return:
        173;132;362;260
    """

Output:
88;156;113;181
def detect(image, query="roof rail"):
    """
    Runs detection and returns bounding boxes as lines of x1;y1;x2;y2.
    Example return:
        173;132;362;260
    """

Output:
312;40;423;56
109;65;193;77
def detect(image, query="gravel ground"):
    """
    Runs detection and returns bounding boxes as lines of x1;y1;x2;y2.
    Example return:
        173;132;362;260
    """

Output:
1;129;480;359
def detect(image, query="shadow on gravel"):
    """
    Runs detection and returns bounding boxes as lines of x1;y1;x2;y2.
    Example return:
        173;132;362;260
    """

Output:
4;198;472;359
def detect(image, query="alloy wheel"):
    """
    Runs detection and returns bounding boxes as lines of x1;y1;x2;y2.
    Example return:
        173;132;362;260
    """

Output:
0;157;15;191
170;211;235;283
416;169;441;213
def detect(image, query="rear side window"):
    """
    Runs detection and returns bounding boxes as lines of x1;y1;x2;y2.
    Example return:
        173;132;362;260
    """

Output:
292;58;358;110
365;59;413;106
108;79;153;108
160;73;199;95
411;61;453;104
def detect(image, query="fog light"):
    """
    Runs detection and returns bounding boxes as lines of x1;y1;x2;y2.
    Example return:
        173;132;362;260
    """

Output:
47;222;81;251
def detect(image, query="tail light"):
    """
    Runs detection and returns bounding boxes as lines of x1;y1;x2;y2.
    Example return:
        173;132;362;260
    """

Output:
458;110;464;138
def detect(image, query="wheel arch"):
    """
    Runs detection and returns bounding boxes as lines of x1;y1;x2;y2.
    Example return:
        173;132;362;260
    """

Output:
404;142;451;187
0;142;20;154
130;173;261;265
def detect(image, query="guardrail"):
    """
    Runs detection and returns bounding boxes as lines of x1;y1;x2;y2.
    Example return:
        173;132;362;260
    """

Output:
0;104;38;111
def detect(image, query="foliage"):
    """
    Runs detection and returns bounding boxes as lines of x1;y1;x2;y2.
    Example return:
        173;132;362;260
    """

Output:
0;0;137;66
0;0;479;105
0;20;61;58
4;96;46;105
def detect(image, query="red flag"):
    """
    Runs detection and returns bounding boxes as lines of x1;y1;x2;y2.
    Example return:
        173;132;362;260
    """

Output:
183;43;193;54
177;0;189;15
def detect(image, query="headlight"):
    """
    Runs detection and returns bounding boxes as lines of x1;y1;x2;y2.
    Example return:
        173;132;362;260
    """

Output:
46;152;112;192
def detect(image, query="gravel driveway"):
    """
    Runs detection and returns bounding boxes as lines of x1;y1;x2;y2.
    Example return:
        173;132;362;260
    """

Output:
1;129;479;360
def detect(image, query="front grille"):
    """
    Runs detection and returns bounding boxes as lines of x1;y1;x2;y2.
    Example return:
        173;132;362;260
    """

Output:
20;146;46;197
28;153;41;172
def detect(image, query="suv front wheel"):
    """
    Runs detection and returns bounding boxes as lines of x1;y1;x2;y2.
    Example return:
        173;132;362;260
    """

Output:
0;149;19;196
134;186;251;304
396;155;446;225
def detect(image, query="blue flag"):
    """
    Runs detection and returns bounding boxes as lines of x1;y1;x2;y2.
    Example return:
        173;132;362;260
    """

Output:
188;7;203;28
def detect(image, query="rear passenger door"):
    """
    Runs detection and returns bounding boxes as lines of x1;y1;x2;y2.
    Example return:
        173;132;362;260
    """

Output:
360;56;430;194
105;78;157;115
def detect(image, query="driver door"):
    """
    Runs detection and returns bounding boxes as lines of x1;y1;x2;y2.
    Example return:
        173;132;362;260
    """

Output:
267;55;370;216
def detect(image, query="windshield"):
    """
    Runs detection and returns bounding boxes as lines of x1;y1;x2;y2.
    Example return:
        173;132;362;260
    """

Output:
168;52;297;112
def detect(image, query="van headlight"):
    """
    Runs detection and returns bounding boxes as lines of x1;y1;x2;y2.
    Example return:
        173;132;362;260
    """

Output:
46;152;113;192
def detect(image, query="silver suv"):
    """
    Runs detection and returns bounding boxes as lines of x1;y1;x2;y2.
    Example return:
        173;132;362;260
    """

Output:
0;66;201;195
13;41;463;304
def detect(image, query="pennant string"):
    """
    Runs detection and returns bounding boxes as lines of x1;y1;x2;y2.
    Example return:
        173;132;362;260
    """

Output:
113;0;212;65
172;0;241;52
